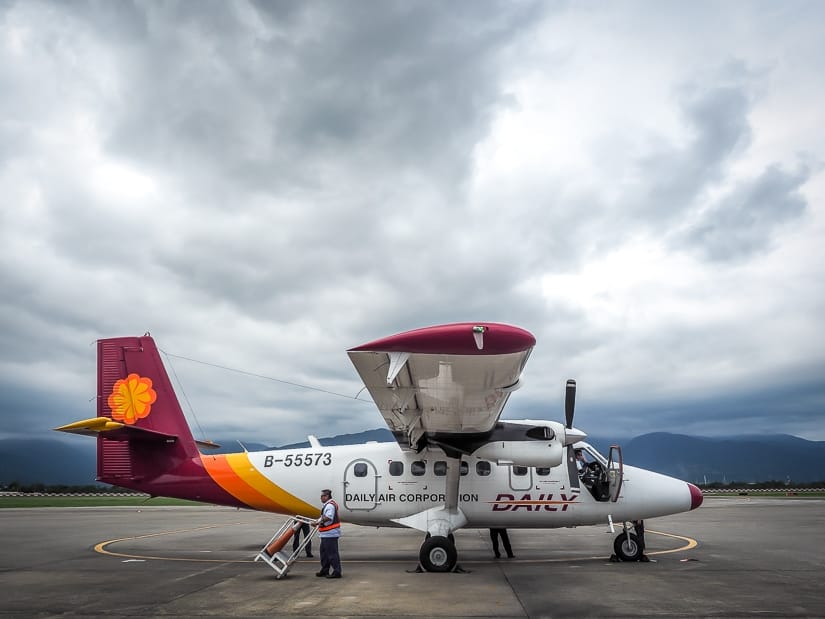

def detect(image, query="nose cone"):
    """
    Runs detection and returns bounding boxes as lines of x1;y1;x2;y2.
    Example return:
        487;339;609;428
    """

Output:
688;483;704;510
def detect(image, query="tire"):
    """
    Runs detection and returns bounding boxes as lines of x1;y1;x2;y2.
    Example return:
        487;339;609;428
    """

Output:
613;532;643;562
419;535;458;572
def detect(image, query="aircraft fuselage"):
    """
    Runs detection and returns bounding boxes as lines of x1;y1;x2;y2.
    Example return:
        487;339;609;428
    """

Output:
204;440;699;529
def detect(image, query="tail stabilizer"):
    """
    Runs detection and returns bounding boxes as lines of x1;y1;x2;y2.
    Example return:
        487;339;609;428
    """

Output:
96;336;198;448
55;335;241;505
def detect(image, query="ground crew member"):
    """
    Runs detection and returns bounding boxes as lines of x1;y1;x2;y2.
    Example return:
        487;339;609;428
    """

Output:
316;489;342;578
292;521;313;558
489;528;515;558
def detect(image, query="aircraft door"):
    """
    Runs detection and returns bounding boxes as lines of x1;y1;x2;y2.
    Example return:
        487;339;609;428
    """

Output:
508;464;532;491
343;458;379;511
566;446;581;491
607;445;623;502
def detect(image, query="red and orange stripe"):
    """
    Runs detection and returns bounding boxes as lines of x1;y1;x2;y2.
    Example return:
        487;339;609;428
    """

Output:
200;453;318;516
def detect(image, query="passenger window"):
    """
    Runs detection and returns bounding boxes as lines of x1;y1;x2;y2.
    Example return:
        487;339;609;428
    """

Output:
434;461;447;476
512;465;528;476
535;467;551;476
353;462;368;477
460;461;469;476
476;461;491;476
389;461;404;476
411;460;426;476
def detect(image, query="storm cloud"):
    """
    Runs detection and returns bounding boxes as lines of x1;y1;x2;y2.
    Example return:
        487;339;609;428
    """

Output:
1;1;823;446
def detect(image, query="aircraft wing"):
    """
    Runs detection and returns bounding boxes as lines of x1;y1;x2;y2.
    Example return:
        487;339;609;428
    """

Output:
347;323;535;450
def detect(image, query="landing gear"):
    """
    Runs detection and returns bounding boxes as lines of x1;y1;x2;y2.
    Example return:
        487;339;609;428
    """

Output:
613;532;643;562
419;535;458;572
425;532;455;544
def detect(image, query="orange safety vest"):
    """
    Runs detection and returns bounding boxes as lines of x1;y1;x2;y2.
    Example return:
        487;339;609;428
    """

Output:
319;499;340;532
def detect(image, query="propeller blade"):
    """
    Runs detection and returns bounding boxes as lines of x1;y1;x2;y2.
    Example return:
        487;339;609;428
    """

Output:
565;379;576;429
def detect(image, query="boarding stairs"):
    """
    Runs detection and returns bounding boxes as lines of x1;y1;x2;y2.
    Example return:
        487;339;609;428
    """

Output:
254;515;319;579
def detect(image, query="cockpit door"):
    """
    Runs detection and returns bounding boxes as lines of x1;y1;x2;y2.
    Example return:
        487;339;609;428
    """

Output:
607;445;623;502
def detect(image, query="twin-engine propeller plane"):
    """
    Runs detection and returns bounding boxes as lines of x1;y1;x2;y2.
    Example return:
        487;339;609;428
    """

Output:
56;322;702;571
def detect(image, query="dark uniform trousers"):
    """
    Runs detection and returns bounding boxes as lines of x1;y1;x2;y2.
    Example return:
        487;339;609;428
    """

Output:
489;528;514;558
319;537;341;576
292;522;312;556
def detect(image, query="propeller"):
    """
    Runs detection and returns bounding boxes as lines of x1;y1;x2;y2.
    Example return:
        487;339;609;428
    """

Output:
563;379;581;489
565;379;576;429
563;379;586;445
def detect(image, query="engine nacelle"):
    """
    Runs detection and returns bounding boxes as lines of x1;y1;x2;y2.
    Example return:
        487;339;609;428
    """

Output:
471;439;564;468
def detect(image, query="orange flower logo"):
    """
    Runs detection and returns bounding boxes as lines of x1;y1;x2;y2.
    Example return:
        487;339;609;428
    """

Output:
108;373;157;425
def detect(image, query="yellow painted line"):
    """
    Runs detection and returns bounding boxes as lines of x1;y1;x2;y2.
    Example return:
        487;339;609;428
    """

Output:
460;529;699;564
95;523;258;563
645;528;698;555
95;524;699;564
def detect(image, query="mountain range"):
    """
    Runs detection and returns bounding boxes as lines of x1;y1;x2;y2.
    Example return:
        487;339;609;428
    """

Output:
2;431;824;487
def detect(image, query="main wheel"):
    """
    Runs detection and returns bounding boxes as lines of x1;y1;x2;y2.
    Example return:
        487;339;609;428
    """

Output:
419;535;458;572
613;532;643;562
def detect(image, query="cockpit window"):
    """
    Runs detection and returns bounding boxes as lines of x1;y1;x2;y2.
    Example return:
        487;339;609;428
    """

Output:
580;445;606;465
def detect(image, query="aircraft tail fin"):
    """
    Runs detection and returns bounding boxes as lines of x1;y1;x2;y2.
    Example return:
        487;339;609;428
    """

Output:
96;335;196;442
55;335;209;488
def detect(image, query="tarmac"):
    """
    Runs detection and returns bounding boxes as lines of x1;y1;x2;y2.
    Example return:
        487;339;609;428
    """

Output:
1;497;824;618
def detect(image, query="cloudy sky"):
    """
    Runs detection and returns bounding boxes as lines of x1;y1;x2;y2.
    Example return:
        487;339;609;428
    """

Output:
2;0;823;449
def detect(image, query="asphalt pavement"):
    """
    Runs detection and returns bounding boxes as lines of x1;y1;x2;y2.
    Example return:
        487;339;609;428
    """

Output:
1;497;823;617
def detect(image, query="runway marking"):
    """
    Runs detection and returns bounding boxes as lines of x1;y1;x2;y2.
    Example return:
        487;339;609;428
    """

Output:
469;529;698;564
94;523;258;563
95;525;699;564
646;528;699;555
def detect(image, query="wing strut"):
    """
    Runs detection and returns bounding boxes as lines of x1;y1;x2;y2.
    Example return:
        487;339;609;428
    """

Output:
391;455;467;537
444;455;461;513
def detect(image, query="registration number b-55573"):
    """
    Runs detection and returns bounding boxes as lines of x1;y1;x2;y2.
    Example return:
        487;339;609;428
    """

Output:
263;453;332;467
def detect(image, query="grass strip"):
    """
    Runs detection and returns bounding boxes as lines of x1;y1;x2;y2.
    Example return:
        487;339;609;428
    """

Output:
0;496;202;508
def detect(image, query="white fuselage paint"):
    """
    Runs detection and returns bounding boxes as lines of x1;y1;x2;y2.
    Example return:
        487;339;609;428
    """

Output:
247;441;693;529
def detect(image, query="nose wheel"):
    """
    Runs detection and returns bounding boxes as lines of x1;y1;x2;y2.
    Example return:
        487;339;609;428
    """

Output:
419;535;458;572
613;532;643;561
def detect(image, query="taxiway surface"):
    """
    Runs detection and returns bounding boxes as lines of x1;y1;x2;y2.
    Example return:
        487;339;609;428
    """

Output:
1;497;824;617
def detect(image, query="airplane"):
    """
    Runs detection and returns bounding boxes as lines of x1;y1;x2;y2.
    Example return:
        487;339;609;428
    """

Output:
55;322;703;572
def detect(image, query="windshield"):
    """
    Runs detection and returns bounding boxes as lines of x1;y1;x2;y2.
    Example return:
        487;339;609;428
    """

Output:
573;441;607;465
